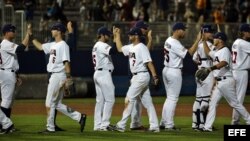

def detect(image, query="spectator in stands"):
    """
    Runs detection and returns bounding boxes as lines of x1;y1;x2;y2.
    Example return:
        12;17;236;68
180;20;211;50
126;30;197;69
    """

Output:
212;4;224;25
23;0;36;22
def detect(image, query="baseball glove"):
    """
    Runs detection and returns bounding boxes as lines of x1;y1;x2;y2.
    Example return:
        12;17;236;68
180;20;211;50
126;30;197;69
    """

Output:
150;76;160;90
64;78;74;97
195;68;211;81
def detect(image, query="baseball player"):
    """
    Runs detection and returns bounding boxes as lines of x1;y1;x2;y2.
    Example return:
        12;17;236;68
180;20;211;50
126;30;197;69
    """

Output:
130;20;153;130
192;24;215;130
160;22;200;130
113;27;160;132
92;26;115;131
231;23;250;125
201;32;250;132
32;22;86;133
0;23;31;119
0;109;14;134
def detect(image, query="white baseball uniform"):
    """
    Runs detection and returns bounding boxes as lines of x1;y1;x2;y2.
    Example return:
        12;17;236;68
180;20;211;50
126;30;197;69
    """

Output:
231;38;250;125
0;109;13;130
160;36;188;129
204;47;250;131
0;39;19;110
192;41;214;129
116;43;159;131
42;41;82;131
92;41;115;131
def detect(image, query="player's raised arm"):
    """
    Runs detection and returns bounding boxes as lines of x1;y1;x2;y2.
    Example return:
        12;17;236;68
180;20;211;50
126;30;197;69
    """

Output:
113;27;123;52
147;29;153;50
202;33;211;56
32;39;43;51
188;30;202;55
21;23;32;47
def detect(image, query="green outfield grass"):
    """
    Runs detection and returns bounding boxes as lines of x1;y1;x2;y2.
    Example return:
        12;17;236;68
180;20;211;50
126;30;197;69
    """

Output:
0;96;249;141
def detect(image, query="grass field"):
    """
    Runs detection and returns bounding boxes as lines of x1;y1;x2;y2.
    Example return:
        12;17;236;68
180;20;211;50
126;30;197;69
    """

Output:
0;96;249;141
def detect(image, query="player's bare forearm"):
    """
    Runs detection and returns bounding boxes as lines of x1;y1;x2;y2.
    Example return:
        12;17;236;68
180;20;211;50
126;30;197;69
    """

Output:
114;28;123;52
22;24;32;47
147;62;157;77
64;61;71;76
202;39;210;56
188;31;201;55
32;39;43;51
147;30;153;50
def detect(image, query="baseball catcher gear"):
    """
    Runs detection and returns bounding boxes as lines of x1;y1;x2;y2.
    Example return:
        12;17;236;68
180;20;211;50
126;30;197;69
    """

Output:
195;68;211;81
64;78;74;96
151;76;160;90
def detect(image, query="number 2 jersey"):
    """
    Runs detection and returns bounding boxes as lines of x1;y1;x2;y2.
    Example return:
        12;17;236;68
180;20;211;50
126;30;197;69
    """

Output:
231;38;250;70
163;37;188;69
42;40;70;73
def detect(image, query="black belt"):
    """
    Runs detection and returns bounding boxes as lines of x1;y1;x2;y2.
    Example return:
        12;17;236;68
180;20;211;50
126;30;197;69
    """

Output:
0;68;15;72
216;76;226;81
133;71;148;75
97;68;111;72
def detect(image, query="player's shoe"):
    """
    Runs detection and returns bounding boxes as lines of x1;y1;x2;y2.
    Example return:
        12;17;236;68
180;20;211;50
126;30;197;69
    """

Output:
130;125;146;131
55;125;65;131
147;128;160;133
159;125;165;130
165;126;181;131
79;114;87;132
0;124;15;134
38;129;55;134
113;125;125;132
199;127;212;132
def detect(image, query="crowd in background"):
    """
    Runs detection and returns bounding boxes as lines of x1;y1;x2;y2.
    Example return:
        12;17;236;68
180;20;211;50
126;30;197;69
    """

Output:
3;0;250;24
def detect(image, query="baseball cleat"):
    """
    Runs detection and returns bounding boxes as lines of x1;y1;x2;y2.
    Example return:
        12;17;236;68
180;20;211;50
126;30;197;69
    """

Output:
130;126;146;131
38;129;55;134
79;114;87;132
55;125;65;131
113;126;125;132
147;128;160;133
199;127;212;132
0;124;15;134
159;125;165;130
165;126;181;131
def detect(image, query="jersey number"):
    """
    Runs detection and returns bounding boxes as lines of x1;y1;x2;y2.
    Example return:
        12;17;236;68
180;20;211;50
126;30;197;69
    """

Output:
0;53;2;64
164;49;169;62
52;56;56;63
232;51;237;64
92;54;96;67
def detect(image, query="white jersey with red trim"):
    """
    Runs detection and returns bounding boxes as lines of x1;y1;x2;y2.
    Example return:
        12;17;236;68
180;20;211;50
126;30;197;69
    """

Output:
122;43;151;73
209;47;232;77
232;38;250;70
42;40;70;73
92;41;114;71
0;39;19;71
163;37;188;68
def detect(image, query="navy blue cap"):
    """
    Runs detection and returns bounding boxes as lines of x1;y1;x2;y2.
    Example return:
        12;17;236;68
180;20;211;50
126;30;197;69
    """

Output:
2;24;16;34
202;24;213;33
172;22;186;31
97;26;113;36
239;23;250;32
128;27;142;36
213;32;227;42
135;20;148;29
51;22;66;33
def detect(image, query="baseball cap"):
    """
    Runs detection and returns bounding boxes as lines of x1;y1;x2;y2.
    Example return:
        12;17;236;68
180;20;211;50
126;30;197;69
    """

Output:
239;23;250;32
128;27;142;36
135;20;148;29
51;22;66;33
97;26;113;36
172;22;186;31
202;24;213;33
213;32;227;42
2;24;16;34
